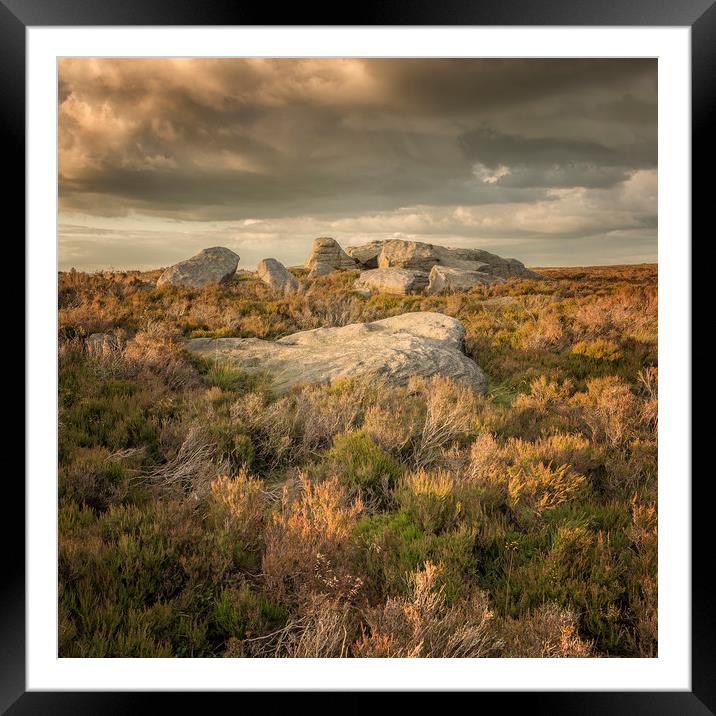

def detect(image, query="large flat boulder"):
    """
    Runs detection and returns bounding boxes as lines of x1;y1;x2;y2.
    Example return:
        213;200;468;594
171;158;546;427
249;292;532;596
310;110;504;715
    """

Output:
304;237;358;278
257;258;299;295
354;268;428;295
427;266;505;295
157;247;240;289
185;312;486;394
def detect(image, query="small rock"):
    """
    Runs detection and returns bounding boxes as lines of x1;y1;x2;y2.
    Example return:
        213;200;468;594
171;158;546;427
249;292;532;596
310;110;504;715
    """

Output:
256;258;299;295
354;268;428;295
427;266;505;295
304;237;358;278
157;247;240;289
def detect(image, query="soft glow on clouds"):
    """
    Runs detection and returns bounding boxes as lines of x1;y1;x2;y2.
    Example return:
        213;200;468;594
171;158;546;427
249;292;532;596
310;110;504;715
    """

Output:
473;163;511;184
58;58;657;270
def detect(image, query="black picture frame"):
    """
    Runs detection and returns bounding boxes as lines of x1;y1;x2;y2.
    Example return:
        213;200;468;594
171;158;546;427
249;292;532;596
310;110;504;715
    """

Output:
5;0;706;712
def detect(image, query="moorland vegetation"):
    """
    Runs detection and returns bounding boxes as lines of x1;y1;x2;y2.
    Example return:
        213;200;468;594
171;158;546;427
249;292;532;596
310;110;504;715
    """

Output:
58;263;657;657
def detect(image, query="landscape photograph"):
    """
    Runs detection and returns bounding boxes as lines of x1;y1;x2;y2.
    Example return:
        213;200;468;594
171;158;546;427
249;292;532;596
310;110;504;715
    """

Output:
58;57;658;659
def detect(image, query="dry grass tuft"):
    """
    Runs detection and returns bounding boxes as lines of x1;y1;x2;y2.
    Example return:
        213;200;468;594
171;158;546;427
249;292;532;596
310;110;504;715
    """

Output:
144;423;227;497
574;376;637;449
208;470;267;550
354;562;498;657
412;376;475;468
507;462;586;516
262;474;364;604
500;603;593;657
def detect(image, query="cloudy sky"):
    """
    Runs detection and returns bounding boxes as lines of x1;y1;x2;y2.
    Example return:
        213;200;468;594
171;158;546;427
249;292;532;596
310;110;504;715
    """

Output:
58;58;657;271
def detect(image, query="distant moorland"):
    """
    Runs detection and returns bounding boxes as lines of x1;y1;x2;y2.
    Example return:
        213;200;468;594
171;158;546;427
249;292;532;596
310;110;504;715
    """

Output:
58;263;657;657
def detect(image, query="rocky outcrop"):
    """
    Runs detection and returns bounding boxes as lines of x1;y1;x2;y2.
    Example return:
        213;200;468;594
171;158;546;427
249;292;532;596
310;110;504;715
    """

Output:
304;237;358;278
354;268;427;295
302;237;541;293
377;239;540;279
426;266;505;295
256;258;299;295
346;240;384;269
354;239;542;294
157;247;240;289
185;312;486;394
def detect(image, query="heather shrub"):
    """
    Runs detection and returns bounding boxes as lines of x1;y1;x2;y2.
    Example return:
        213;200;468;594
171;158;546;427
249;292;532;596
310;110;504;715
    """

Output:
571;339;622;363
505;432;600;478
207;470;267;550
262;474;364;604
59;357;174;463
411;376;476;468
146;422;228;497
573;376;637;448
205;420;256;472
467;432;503;480
514;375;573;414
515;312;564;350
571;286;657;344
59;500;222;656
507;462;587;518
212;583;288;645
231;392;300;469
499;603;592;657
122;323;200;390
296;379;377;456
395;470;461;534
508;376;577;439
362;389;425;456
353;511;477;603
354;562;498;657
637;366;658;439
59;447;132;511
495;519;642;653
230;378;376;470
624;497;658;656
602;438;657;494
320;430;403;503
241;593;357;657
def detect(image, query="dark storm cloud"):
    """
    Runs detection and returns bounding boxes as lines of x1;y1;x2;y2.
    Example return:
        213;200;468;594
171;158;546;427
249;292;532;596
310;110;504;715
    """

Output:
58;58;656;220
361;59;656;118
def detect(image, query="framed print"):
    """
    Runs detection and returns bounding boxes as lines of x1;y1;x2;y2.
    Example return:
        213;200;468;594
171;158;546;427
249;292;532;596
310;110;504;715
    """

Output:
7;0;708;711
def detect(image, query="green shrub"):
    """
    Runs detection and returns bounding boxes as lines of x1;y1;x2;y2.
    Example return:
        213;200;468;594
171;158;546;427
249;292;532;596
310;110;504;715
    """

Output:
212;583;287;641
205;363;266;394
395;470;461;534
571;339;622;362
321;430;403;501
59;447;131;511
354;511;477;603
206;420;256;471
